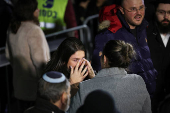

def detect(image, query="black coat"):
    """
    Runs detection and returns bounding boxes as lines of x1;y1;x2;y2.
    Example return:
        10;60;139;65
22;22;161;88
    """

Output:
24;97;65;113
147;21;170;112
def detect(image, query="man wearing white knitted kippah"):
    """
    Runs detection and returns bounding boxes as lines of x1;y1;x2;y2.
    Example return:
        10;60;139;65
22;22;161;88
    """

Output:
24;71;71;113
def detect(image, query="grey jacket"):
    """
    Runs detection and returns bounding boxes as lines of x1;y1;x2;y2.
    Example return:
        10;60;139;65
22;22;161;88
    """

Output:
68;67;152;113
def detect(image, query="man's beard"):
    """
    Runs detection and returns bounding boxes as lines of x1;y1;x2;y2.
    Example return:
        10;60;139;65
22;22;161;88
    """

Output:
156;18;170;34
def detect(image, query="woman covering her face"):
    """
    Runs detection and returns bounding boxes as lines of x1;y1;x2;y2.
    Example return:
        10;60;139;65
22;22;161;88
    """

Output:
43;37;95;96
68;40;152;113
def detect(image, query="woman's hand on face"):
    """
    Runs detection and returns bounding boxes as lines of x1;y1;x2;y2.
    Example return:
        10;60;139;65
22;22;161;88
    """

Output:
69;60;88;85
83;58;95;79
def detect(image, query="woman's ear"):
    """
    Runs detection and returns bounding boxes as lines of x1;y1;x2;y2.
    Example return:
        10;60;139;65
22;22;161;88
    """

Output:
101;55;108;68
119;6;125;15
104;55;110;68
104;55;107;64
33;9;40;18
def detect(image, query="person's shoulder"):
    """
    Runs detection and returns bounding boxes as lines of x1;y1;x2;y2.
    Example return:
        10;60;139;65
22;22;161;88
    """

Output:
96;28;112;36
20;21;41;32
80;78;93;84
124;74;147;90
78;77;97;88
95;29;116;41
25;23;45;40
126;74;145;83
94;29;113;43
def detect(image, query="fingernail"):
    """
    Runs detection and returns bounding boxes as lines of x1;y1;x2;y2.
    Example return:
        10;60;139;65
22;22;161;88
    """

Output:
70;66;72;68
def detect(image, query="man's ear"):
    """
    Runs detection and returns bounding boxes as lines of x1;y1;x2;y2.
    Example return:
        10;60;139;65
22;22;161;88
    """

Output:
119;7;125;15
61;92;67;105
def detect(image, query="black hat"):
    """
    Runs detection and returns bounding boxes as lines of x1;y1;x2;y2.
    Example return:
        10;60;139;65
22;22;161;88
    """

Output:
42;71;66;83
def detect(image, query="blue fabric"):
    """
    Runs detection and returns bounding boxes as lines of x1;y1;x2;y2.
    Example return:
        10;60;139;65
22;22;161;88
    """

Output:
91;10;157;97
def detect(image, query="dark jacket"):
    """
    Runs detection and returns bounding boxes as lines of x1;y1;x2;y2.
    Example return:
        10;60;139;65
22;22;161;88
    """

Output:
147;21;170;111
24;97;65;113
147;21;170;82
91;4;157;97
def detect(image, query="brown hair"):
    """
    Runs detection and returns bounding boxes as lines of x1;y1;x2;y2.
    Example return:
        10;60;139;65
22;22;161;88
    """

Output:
102;40;135;68
43;37;86;78
10;0;39;34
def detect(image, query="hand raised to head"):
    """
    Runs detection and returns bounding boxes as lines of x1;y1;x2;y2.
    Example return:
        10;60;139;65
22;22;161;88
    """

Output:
69;60;88;85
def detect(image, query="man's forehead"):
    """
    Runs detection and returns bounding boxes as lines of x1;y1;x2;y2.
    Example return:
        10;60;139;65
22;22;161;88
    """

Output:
157;3;170;9
156;0;170;4
122;0;144;6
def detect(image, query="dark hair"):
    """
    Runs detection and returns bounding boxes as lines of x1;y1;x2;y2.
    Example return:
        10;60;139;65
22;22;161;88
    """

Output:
153;0;170;11
76;89;119;113
10;0;39;34
38;77;69;103
102;40;135;68
44;37;86;78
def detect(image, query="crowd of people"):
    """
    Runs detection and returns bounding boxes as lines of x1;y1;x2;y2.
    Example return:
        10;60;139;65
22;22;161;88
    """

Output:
1;0;170;113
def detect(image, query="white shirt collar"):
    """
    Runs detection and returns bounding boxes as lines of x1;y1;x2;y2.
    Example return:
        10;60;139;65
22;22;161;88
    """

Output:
160;33;170;47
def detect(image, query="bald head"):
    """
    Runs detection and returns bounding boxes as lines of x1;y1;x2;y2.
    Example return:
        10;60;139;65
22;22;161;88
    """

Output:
121;0;144;7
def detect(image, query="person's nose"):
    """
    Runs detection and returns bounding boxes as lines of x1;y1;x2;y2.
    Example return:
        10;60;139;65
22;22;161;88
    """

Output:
136;9;142;14
79;59;83;66
164;13;169;19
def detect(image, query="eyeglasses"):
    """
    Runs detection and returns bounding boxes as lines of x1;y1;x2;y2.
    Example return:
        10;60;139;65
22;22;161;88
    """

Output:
123;6;146;13
156;10;170;16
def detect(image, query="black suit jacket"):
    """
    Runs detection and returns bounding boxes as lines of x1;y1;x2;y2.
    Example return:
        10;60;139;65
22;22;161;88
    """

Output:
147;21;170;112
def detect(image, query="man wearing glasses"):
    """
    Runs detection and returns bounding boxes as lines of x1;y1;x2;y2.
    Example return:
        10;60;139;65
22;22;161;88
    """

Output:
147;0;170;112
91;0;157;100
